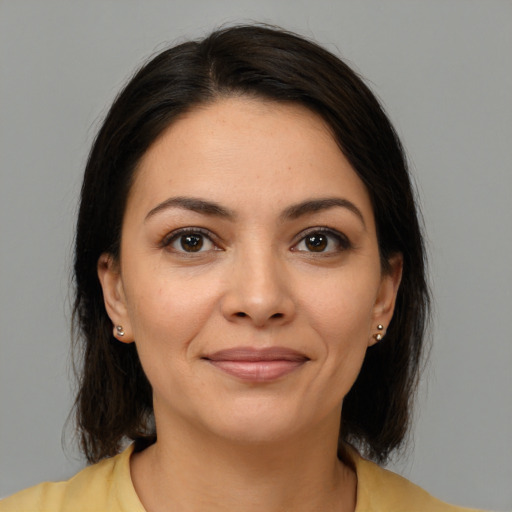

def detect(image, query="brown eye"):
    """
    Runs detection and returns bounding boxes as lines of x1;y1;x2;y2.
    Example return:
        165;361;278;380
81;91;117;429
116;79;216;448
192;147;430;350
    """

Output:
180;234;204;252
293;229;351;254
164;229;217;254
304;233;328;252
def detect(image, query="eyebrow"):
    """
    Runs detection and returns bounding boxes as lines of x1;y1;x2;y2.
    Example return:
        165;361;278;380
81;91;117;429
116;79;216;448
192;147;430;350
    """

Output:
145;195;365;227
281;198;366;227
145;196;236;221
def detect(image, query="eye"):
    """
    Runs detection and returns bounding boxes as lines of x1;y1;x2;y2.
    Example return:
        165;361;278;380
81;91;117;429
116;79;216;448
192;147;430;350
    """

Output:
292;229;351;254
163;228;218;253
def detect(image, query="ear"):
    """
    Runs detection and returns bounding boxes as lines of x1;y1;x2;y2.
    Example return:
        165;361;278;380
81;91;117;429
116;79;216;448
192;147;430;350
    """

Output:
369;253;403;346
97;253;133;343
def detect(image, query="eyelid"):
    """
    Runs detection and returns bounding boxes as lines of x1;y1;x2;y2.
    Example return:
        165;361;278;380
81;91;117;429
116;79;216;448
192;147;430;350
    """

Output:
160;227;222;252
159;225;351;254
291;227;352;252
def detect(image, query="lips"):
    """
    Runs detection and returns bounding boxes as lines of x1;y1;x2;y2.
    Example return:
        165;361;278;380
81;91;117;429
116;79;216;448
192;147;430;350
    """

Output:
203;347;309;382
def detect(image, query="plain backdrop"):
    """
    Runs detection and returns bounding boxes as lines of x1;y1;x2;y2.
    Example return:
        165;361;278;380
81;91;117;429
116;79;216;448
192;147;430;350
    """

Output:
1;1;511;510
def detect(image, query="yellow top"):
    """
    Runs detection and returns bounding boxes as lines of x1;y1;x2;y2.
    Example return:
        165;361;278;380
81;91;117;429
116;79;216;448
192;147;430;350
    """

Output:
0;444;484;511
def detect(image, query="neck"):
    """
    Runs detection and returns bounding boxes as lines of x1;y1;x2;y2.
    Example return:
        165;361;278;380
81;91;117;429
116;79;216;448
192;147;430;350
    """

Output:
130;413;356;512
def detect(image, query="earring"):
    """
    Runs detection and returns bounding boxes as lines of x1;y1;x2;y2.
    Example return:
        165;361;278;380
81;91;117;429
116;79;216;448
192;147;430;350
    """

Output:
115;325;125;337
373;324;384;342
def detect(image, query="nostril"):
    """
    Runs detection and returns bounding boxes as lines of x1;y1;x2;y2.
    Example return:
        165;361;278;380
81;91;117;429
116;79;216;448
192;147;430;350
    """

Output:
232;311;286;320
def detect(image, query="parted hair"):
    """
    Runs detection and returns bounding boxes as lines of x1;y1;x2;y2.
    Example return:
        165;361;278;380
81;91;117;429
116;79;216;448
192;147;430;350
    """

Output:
73;24;430;465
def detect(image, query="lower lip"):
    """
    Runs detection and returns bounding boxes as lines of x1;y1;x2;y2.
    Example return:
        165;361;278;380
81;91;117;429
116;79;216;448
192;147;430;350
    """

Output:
208;360;306;382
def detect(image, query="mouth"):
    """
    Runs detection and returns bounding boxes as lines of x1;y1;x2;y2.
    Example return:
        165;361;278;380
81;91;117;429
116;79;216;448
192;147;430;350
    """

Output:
202;347;309;382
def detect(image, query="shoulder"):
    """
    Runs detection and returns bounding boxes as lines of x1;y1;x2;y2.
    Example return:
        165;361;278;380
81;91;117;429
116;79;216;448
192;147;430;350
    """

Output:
349;448;485;512
0;445;144;512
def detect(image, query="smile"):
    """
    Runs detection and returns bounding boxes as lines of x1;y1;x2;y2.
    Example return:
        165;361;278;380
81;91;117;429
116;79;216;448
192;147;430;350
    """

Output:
203;347;309;382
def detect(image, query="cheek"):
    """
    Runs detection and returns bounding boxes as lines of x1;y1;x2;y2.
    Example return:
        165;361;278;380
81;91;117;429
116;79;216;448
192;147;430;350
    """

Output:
299;269;379;396
304;269;378;343
122;264;223;355
123;271;225;402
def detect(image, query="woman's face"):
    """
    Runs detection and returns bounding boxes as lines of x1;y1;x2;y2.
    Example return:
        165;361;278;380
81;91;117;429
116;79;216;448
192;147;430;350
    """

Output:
99;97;401;444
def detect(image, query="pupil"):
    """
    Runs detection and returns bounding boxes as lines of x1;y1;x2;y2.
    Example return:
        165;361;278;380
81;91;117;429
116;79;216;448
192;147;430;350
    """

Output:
306;234;327;252
181;234;203;252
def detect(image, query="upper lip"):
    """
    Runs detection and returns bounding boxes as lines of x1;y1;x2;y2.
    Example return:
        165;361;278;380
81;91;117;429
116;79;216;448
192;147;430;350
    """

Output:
203;347;309;362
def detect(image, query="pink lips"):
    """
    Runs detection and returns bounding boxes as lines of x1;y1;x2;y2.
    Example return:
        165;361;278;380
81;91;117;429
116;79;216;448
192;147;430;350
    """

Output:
204;347;309;382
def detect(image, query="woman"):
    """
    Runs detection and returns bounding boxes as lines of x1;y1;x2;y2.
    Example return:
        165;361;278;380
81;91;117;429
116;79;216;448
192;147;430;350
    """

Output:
0;25;483;511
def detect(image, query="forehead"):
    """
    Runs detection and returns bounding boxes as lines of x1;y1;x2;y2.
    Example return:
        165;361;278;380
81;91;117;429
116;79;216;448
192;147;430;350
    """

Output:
127;97;373;221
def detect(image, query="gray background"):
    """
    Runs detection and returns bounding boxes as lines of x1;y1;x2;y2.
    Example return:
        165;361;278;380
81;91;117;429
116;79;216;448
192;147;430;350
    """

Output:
1;1;511;510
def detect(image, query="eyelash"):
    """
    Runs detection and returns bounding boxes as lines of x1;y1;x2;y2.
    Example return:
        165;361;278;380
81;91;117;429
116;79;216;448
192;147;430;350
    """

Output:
160;227;352;255
291;227;352;254
161;227;221;254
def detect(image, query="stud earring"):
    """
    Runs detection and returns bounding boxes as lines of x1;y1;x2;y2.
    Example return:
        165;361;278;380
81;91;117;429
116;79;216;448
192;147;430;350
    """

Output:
373;324;384;342
115;325;125;337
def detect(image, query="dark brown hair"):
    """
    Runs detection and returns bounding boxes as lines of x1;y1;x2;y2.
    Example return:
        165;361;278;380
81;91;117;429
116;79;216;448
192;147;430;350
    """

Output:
73;24;430;465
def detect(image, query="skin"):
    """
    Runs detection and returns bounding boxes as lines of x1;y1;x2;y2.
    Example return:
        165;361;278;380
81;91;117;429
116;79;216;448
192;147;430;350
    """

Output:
98;97;402;512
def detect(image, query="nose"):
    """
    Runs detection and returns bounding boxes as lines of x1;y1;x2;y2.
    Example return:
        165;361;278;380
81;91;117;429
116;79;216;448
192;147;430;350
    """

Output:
220;250;296;327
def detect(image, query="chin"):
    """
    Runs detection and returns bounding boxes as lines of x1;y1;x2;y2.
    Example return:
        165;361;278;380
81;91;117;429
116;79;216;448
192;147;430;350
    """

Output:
196;397;322;447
